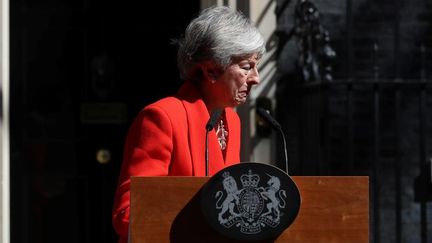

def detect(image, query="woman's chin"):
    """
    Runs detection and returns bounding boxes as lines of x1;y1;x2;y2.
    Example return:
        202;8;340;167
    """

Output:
234;97;247;105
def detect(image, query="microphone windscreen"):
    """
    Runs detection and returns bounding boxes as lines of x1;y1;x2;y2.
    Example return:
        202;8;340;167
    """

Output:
206;109;223;131
256;107;281;130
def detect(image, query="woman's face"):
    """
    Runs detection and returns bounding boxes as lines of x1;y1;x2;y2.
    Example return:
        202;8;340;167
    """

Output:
214;54;261;107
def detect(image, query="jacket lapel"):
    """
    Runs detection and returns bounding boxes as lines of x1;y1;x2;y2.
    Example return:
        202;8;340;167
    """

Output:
178;82;225;176
222;108;241;166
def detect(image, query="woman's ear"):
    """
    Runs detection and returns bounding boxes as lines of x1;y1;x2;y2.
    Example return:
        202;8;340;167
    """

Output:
202;61;220;83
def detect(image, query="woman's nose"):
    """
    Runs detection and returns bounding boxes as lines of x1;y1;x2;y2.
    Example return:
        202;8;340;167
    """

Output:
247;68;260;85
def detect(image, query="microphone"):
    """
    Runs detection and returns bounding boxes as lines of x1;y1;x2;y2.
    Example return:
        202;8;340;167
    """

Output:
205;109;223;176
206;109;223;131
256;107;289;175
257;107;281;130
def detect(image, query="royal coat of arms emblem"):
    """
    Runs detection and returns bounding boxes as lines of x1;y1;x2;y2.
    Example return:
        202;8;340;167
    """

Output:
201;162;300;241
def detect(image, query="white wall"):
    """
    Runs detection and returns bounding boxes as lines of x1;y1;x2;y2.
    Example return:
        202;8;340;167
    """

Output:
245;0;277;165
0;0;10;242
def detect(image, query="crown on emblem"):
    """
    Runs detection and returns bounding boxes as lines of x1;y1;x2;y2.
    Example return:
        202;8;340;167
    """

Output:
222;171;230;178
240;170;260;188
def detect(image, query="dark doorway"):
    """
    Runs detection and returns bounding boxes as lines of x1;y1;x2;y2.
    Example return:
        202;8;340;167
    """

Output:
10;1;200;242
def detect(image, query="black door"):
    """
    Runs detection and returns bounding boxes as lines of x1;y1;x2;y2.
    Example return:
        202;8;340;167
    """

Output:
10;1;199;242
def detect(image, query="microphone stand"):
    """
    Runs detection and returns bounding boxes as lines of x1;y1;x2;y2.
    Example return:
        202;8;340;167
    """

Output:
205;109;223;176
278;126;289;175
205;129;210;176
256;107;289;175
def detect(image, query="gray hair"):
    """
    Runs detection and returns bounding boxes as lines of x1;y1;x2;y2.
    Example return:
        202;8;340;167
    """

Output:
176;6;266;82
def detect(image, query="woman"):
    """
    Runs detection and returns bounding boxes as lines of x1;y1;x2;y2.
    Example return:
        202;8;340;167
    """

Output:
112;5;266;242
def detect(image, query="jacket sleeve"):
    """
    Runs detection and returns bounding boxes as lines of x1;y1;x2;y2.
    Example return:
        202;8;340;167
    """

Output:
112;105;173;240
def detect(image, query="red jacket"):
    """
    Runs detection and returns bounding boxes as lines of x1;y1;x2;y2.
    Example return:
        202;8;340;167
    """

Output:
112;81;241;243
